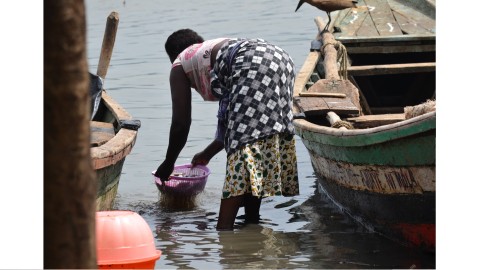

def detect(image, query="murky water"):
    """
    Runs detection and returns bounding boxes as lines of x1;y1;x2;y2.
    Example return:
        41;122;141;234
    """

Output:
85;0;435;268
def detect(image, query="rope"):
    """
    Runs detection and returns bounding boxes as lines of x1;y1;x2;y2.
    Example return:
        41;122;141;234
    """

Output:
320;41;349;80
332;120;354;129
336;42;349;80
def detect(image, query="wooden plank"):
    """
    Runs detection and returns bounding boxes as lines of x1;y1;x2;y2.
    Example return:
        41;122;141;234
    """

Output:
387;0;436;34
392;10;432;35
101;90;133;122
330;9;351;32
293;96;359;116
307;79;362;112
91;121;115;147
346;113;406;128
299;92;346;98
91;121;115;132
348;62;436;76
293;51;320;97
355;8;380;37
324;97;360;114
336;35;436;54
337;35;435;44
364;0;403;36
341;44;435;54
335;0;370;36
294;96;328;114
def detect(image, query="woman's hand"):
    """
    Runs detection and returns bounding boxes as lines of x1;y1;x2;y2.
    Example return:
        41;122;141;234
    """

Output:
154;161;175;181
191;140;225;166
191;151;210;166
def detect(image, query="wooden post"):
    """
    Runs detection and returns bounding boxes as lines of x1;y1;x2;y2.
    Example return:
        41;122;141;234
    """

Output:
97;11;119;79
44;0;97;268
315;17;340;80
313;16;359;125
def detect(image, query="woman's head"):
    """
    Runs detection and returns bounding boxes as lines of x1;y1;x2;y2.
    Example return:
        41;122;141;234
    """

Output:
165;29;204;63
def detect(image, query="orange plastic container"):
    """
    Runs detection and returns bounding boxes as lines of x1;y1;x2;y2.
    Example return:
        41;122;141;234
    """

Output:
96;211;161;269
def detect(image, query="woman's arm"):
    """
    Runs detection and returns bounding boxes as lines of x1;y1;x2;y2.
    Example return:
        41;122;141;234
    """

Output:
155;65;192;180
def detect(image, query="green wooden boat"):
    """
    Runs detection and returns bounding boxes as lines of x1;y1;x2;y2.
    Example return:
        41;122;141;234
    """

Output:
293;0;435;252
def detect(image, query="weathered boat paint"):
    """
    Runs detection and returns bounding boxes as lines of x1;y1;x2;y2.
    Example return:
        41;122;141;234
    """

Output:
295;112;436;166
309;153;435;194
317;172;435;251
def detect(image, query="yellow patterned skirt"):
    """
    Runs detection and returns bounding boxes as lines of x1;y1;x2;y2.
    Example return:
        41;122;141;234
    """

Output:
222;133;299;199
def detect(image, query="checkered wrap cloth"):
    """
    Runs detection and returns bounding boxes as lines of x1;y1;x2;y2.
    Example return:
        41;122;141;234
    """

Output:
210;38;296;155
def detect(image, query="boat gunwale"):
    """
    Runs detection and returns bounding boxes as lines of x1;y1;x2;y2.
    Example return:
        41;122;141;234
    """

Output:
293;111;435;145
336;35;435;44
90;90;138;169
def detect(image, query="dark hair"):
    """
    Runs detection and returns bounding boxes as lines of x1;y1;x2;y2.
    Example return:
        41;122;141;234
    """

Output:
165;29;204;63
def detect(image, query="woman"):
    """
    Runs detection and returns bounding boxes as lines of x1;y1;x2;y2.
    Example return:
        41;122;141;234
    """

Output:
155;29;299;230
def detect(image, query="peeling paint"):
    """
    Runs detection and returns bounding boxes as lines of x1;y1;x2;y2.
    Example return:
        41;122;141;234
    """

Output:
310;153;435;194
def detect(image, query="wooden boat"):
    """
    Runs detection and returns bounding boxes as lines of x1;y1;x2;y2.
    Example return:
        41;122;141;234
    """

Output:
90;12;141;211
293;0;435;252
90;84;140;211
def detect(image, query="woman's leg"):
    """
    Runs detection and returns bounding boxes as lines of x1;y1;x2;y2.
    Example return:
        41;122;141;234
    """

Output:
216;195;244;230
244;193;262;223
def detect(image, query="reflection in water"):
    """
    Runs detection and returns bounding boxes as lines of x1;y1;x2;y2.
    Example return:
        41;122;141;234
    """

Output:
218;226;300;269
158;193;199;211
141;185;435;269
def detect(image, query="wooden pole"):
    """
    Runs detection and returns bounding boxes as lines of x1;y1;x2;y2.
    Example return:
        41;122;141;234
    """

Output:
44;0;97;268
97;11;119;79
314;16;368;115
315;16;340;80
313;16;360;124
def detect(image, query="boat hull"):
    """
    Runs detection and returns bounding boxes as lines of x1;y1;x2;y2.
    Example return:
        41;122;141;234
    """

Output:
95;159;125;211
316;167;435;251
294;112;435;251
91;91;139;211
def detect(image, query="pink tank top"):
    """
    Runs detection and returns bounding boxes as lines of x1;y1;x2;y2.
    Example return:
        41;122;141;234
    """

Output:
172;38;229;101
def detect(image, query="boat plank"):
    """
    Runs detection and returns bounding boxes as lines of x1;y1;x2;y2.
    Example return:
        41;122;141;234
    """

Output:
348;62;436;76
293;96;359;116
387;0;435;34
91;121;115;147
307;79;362;113
329;9;351;32
364;0;403;36
101;90;133;121
336;0;369;36
354;8;379;37
346;113;405;128
293;51;320;97
392;10;431;35
299;92;346;98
